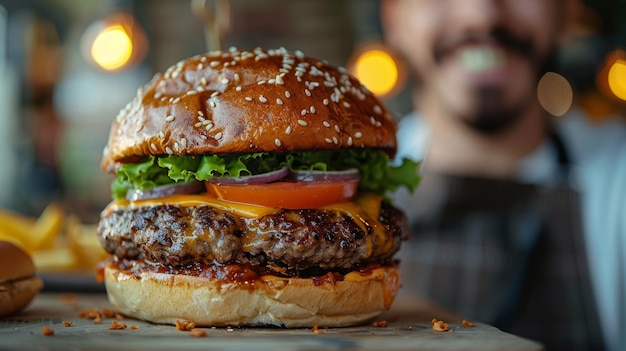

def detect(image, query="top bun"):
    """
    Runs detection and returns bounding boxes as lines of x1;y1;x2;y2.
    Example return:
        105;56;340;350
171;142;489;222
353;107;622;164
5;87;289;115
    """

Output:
0;241;37;283
102;47;397;172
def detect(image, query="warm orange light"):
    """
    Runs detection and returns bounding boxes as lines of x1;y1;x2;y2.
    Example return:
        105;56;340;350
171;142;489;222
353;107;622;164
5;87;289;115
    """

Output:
348;44;405;99
607;59;626;101
91;25;133;71
353;49;398;97
81;13;148;72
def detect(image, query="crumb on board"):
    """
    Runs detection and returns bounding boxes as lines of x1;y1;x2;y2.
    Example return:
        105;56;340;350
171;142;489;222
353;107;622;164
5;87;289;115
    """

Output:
41;326;54;336
462;320;474;328
189;329;206;337
312;325;323;334
62;321;73;327
431;318;449;332
372;320;388;328
176;320;196;331
109;321;127;330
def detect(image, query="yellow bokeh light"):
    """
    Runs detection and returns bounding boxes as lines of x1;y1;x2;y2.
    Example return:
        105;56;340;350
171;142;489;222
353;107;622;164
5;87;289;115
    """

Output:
608;59;626;101
90;25;133;71
353;49;399;97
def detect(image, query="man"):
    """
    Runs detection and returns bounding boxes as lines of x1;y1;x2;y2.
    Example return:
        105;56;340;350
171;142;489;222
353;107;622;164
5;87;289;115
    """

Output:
381;0;625;350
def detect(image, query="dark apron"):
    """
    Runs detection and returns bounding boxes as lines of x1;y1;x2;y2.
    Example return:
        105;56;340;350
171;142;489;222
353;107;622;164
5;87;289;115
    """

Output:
398;132;605;350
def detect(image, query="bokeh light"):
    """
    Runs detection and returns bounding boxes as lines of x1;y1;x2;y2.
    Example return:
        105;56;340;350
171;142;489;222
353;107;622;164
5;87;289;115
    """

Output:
607;59;626;101
537;72;573;117
90;25;133;71
348;44;405;98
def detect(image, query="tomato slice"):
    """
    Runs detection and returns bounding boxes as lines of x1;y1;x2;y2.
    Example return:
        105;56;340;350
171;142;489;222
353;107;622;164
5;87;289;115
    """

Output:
205;180;359;209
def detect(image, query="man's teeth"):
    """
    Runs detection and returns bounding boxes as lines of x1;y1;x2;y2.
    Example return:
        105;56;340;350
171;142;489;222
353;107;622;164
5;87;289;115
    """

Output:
458;47;506;72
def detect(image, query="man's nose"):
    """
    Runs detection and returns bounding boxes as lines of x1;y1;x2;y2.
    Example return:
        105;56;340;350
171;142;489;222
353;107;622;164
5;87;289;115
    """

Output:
450;0;504;31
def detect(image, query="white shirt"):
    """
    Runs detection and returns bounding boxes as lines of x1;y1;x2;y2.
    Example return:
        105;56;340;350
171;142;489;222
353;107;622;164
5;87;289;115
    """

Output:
394;107;626;351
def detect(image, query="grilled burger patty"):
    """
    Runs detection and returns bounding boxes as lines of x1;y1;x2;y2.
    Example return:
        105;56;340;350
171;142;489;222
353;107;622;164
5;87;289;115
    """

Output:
97;201;408;275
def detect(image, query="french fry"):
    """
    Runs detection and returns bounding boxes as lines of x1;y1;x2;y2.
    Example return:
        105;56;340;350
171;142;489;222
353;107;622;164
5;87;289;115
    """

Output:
0;209;37;251
67;216;108;272
30;204;65;251
32;246;79;272
0;204;107;274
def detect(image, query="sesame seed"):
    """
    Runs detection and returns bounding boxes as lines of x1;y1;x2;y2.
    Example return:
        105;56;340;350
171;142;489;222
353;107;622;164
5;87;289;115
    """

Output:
187;90;197;96
198;63;203;70
181;138;187;149
195;122;203;127
150;143;157;151
258;80;266;85
268;79;276;84
370;116;377;125
221;78;229;84
174;142;179;151
323;121;331;128
348;136;353;146
323;99;329;105
172;97;181;104
165;115;175;122
245;97;253;101
334;125;340;133
211;91;220;98
215;132;223;140
201;56;207;62
200;135;208;140
285;91;291;98
305;89;311;97
210;101;216;108
275;138;281;147
324;81;335;87
154;92;162;99
298;119;308;126
343;101;350;108
374;105;383;115
210;61;220;67
202;120;212;125
279;72;287;78
234;73;240;82
310;106;316;113
205;123;213;130
297;76;302;82
224;62;230;67
275;75;284;85
236;86;242;91
301;109;307;116
354;132;363;139
295;66;307;73
285;126;292;135
332;136;338;144
295;71;304;77
158;131;165;138
295;50;305;59
198;111;204;117
198;116;205;121
165;147;173;154
259;95;268;103
276;98;283;105
324;138;333;144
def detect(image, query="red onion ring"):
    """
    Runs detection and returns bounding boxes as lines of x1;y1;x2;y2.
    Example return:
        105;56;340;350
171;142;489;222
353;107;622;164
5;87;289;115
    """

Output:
287;168;360;182
127;181;205;201
207;166;289;185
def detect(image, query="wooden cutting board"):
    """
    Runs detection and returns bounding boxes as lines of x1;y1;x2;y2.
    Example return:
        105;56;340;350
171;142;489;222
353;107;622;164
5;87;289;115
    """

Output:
0;293;542;351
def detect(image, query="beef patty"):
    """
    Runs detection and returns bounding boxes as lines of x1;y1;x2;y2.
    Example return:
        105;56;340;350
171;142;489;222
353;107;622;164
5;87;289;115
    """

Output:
97;200;408;275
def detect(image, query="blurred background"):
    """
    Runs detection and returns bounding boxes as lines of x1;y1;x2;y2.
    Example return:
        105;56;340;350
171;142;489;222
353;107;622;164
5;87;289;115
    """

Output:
0;0;625;223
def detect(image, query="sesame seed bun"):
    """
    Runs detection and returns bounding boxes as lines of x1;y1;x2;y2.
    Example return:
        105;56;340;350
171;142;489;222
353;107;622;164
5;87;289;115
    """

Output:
101;47;397;172
0;241;43;317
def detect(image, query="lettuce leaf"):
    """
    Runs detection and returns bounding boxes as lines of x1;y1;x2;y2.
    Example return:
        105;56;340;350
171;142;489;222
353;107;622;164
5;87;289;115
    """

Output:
111;150;420;200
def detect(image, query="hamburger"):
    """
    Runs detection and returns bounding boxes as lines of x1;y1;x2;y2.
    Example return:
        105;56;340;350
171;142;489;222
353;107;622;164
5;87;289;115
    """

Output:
97;47;419;327
0;241;43;317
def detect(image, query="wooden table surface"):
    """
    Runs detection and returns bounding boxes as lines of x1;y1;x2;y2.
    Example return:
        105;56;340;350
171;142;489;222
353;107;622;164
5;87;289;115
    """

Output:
0;291;542;351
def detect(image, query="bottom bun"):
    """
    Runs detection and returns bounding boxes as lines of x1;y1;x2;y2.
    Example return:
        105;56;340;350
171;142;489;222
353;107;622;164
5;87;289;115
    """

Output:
0;276;44;317
104;263;399;327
